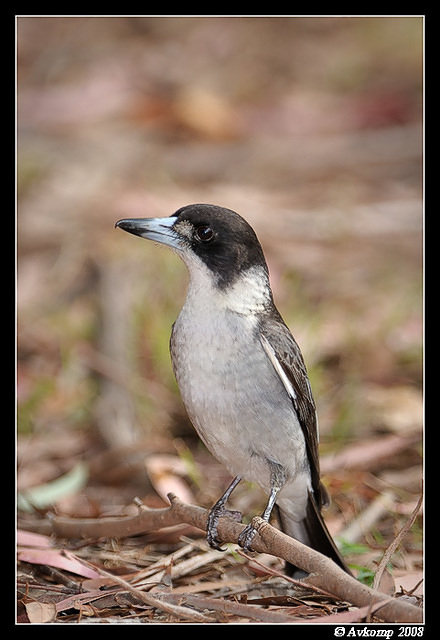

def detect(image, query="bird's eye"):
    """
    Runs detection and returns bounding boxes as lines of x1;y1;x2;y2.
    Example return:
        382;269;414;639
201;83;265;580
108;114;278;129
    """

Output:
195;225;215;243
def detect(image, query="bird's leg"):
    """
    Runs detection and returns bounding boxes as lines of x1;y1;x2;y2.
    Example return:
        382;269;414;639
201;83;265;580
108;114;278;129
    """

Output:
206;476;243;550
237;460;286;551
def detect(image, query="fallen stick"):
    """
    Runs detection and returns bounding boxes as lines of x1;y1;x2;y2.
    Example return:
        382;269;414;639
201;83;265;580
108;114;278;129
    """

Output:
19;493;423;623
250;516;422;624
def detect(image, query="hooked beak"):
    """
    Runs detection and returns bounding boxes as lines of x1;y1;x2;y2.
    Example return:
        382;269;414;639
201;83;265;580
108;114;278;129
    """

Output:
115;216;181;250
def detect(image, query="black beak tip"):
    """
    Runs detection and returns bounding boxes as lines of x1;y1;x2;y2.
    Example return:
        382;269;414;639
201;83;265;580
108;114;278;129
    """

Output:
114;218;148;239
115;219;135;233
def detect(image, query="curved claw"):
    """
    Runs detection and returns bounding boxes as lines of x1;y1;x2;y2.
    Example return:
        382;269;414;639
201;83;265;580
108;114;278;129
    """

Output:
205;476;243;551
237;523;257;551
206;506;243;551
206;530;226;551
206;508;221;549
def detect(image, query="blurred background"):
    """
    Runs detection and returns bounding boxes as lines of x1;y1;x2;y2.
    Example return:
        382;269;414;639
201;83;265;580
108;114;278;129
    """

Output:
17;16;423;576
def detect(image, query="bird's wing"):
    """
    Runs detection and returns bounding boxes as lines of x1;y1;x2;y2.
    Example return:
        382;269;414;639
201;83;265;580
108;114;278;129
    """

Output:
259;315;326;505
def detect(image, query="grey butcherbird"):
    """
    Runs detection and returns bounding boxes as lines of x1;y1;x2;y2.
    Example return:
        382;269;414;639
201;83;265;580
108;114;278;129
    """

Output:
115;203;351;577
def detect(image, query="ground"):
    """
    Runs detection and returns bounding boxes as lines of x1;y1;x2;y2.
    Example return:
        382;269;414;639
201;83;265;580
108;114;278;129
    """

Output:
17;16;423;624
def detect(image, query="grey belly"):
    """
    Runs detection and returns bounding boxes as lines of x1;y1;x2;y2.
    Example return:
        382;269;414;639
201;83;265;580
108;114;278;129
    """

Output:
171;317;308;494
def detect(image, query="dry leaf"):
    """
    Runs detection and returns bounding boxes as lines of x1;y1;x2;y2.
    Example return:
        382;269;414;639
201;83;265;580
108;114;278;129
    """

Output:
145;454;196;504
18;547;100;579
24;601;57;623
17;529;53;549
17;462;88;513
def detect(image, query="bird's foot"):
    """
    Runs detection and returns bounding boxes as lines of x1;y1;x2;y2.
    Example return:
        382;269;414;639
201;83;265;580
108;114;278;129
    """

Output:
206;504;242;551
237;523;258;551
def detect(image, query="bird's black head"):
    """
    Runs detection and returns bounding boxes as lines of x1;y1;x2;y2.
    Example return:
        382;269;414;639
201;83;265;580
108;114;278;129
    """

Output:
116;204;269;289
170;204;268;287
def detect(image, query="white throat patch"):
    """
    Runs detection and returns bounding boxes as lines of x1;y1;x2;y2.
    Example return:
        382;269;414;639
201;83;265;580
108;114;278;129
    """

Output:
220;266;272;314
178;250;272;316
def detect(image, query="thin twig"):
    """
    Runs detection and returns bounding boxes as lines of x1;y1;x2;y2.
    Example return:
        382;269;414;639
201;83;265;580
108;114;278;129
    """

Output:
372;490;423;591
95;566;212;622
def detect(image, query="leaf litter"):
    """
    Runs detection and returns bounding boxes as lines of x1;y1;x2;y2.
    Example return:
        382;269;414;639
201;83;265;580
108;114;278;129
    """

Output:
17;527;356;623
17;16;423;625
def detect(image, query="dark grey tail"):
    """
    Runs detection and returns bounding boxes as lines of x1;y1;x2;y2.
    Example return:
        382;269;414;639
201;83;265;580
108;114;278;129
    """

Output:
277;493;352;579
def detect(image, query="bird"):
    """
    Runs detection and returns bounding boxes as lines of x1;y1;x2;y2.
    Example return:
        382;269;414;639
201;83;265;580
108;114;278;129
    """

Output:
115;203;351;577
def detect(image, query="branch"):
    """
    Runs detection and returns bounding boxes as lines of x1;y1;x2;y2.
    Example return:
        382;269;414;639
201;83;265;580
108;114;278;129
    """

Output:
19;494;422;623
250;516;422;624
